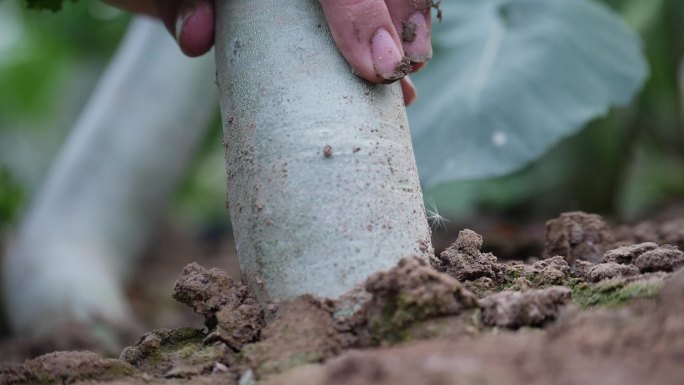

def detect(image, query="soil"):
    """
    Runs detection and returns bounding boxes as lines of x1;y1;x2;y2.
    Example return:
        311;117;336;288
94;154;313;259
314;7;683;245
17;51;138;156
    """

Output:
380;58;413;83
402;21;417;43
428;0;443;22
2;211;684;385
543;211;614;264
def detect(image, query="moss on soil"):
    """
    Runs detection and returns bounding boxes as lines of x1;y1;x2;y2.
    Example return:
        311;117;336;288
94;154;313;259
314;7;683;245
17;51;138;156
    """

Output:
571;279;665;308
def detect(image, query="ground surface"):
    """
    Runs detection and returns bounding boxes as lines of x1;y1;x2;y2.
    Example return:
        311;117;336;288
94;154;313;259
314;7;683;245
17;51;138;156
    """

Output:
2;211;684;385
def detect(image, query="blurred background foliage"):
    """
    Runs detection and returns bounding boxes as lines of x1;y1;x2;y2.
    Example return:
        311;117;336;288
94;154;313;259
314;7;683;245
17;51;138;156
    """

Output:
423;0;684;222
0;0;682;237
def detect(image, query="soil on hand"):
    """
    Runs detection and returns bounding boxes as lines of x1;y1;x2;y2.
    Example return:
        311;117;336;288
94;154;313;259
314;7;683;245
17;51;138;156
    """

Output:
2;211;684;385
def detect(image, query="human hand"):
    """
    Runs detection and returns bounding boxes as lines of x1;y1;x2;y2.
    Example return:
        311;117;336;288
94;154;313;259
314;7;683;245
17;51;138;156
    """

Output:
106;0;433;105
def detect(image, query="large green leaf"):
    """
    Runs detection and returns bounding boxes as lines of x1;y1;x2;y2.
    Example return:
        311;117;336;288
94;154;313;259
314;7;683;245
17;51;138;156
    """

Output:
409;0;648;187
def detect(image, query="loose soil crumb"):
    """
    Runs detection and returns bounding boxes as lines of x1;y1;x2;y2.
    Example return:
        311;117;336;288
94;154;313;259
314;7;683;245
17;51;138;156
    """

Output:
323;145;333;158
479;287;571;328
544;211;614;264
427;0;443;22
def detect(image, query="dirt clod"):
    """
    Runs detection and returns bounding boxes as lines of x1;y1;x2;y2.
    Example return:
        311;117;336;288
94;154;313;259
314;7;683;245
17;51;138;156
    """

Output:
634;246;684;273
544;211;614;264
587;262;640;282
212;301;263;350
323;145;333;158
603;242;659;264
505;256;572;287
433;229;505;282
601;242;684;274
361;257;478;344
242;295;343;378
172;263;262;335
572;259;595;280
454;228;483;255
479;287;571;328
436;230;574;294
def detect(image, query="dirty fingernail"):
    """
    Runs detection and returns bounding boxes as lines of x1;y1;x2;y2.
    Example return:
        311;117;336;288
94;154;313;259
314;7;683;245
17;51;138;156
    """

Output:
371;28;409;82
402;12;432;63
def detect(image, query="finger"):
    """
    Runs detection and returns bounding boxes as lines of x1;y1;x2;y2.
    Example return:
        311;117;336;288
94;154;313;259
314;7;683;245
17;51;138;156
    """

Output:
319;0;410;84
401;76;417;106
153;0;215;57
385;0;433;65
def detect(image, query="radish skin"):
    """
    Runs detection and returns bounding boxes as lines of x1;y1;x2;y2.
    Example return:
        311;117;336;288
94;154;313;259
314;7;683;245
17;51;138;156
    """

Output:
214;0;433;303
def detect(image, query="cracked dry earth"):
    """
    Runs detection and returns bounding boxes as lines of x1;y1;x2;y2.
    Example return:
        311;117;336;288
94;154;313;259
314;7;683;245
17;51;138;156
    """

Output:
2;211;684;385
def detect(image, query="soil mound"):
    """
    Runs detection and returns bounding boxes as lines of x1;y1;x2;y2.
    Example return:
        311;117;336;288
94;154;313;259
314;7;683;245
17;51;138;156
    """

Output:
1;351;134;384
2;212;684;385
479;286;571;328
544;211;614;263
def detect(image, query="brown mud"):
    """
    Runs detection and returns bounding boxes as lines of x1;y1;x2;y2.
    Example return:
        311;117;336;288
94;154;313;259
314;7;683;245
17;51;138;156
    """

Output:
401;20;417;43
380;57;413;83
2;211;684;385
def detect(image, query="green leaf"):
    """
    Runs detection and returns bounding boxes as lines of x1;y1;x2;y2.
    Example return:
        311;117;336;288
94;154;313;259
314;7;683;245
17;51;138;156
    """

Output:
409;0;648;187
24;0;75;12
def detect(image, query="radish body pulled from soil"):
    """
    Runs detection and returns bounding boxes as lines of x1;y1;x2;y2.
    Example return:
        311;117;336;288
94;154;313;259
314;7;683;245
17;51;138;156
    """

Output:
214;0;433;303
